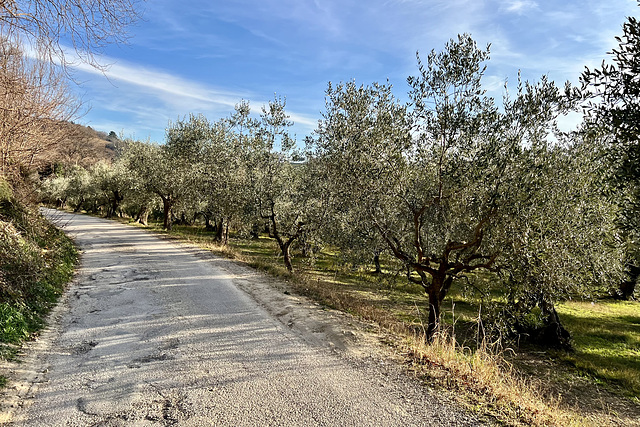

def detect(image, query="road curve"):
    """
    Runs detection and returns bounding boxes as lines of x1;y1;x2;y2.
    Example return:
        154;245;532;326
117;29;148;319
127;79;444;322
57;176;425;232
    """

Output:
7;209;481;426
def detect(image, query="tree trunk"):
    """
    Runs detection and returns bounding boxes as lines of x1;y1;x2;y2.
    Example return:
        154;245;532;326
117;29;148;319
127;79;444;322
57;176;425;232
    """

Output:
250;223;259;239
619;280;637;300
266;209;298;273
136;206;149;225
426;284;442;342
107;190;123;219
162;198;172;230
539;299;571;348
618;263;639;300
373;251;382;274
215;218;224;242
282;241;293;272
106;202;114;218
204;214;214;231
73;196;84;212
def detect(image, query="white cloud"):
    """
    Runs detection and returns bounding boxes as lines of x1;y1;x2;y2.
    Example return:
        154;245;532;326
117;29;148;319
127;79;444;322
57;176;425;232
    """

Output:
61;47;324;139
501;0;539;15
72;59;246;110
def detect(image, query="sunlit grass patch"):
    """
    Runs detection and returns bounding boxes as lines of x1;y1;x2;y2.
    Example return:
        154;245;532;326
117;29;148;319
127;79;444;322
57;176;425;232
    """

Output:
407;332;590;426
557;300;640;396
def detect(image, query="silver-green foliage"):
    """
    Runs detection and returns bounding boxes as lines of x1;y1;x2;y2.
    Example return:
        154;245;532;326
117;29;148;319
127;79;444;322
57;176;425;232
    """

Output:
311;34;621;342
248;96;315;272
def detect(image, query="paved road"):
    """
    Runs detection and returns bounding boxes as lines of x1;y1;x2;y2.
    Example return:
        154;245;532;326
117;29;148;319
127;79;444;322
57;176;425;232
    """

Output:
8;210;480;426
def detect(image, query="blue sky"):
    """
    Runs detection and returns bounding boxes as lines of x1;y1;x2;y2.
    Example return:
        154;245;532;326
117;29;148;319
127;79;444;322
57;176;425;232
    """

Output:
70;0;639;143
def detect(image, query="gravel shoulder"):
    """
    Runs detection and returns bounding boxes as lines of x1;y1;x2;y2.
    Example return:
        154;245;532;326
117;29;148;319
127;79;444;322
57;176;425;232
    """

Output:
0;210;482;426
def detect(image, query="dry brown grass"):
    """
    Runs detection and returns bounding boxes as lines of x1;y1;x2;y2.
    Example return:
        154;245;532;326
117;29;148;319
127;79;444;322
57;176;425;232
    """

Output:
405;332;598;426
125;224;637;426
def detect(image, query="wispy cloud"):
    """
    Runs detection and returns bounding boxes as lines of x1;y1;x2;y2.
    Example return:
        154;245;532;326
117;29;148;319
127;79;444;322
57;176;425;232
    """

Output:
501;0;539;15
69;51;320;141
73;59;246;110
53;0;639;143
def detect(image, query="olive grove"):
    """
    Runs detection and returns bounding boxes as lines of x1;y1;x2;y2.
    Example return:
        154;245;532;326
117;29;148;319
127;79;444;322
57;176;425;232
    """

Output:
308;35;621;343
42;34;630;346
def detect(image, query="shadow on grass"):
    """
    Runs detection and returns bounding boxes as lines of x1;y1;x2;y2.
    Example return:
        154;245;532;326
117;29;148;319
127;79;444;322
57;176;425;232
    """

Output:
555;310;640;397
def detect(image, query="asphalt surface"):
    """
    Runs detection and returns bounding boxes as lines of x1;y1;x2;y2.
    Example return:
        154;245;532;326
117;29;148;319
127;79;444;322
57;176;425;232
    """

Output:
6;210;481;426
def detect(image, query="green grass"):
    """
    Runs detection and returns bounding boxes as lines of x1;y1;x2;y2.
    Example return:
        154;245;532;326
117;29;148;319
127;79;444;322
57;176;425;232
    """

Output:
0;200;78;362
557;300;640;397
0;303;31;344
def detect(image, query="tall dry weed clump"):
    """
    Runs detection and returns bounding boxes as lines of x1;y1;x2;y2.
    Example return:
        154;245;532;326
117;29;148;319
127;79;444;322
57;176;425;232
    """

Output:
406;329;590;426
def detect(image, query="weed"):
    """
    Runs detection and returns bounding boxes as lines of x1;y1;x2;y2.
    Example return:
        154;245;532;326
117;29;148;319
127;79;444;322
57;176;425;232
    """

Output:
0;303;30;343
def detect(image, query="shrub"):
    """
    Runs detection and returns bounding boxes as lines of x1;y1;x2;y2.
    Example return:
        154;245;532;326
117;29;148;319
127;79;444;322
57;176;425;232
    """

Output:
0;198;77;351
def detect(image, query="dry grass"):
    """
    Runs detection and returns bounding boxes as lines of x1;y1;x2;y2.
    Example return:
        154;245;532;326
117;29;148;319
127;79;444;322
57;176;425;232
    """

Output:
405;332;598;426
122;221;639;426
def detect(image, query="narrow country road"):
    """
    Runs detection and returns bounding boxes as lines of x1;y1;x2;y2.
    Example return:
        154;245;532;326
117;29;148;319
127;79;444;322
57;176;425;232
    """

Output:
5;210;481;426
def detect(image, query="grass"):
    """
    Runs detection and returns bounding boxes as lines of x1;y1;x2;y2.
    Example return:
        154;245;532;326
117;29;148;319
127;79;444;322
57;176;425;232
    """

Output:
0;200;78;368
557;300;640;397
119;219;640;424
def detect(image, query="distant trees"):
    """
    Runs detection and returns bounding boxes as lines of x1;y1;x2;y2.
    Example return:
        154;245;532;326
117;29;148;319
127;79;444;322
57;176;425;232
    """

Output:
248;97;313;272
310;81;409;268
0;41;76;189
0;0;142;197
198;111;251;243
91;160;134;218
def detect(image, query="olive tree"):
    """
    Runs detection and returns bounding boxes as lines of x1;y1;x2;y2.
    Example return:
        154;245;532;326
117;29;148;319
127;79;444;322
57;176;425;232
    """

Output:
312;36;505;340
64;165;91;212
197;112;253;243
247;96;313;272
492;134;623;346
124;141;185;230
580;11;640;299
89;159;134;218
311;34;608;343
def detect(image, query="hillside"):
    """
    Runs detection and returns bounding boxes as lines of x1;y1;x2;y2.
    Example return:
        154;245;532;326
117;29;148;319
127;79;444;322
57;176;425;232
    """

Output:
41;122;119;177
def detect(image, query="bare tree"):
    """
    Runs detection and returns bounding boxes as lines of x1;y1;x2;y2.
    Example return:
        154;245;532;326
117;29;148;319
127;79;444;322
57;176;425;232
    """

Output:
0;0;143;69
0;40;77;191
0;0;143;195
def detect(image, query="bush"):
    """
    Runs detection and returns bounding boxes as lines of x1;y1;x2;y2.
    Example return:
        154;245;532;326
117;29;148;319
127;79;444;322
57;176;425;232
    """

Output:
0;198;77;349
0;303;31;344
